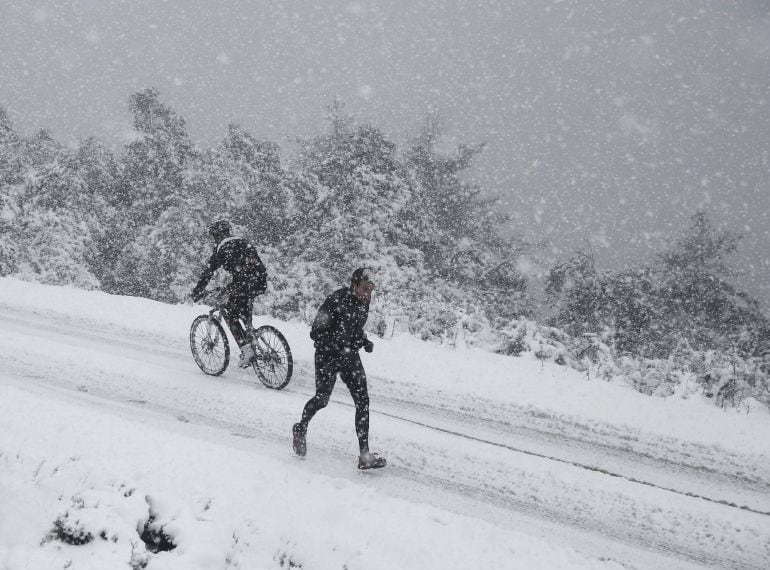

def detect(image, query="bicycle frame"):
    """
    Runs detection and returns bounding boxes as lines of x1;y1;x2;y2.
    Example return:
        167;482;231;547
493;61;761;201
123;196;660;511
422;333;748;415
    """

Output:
208;304;256;345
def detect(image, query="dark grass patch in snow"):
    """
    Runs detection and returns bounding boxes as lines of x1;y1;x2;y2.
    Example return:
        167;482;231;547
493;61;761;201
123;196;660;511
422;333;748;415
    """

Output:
276;550;303;568
138;514;177;553
46;514;93;546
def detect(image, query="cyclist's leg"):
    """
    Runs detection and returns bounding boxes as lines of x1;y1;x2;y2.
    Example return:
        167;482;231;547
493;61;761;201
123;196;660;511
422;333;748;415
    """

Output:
224;284;253;346
340;354;370;454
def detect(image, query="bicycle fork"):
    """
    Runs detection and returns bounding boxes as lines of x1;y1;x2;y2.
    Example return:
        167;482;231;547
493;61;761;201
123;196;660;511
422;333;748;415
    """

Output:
206;313;223;345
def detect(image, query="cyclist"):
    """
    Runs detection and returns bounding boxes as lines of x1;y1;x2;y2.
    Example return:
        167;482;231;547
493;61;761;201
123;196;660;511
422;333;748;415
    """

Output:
191;219;267;368
292;267;387;470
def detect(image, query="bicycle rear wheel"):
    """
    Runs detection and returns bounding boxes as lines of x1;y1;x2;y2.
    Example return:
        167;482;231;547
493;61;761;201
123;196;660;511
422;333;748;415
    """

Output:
190;315;230;376
251;325;293;389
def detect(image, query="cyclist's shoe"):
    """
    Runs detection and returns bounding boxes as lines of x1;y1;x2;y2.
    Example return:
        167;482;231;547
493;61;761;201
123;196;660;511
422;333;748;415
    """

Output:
358;452;386;470
292;423;307;457
238;343;256;368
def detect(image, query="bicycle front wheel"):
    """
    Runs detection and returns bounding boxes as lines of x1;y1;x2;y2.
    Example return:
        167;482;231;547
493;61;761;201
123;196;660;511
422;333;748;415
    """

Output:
251;325;293;389
190;315;230;376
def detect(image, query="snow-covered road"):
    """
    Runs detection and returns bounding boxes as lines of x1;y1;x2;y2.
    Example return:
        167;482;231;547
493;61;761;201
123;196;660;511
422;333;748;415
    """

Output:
1;280;769;569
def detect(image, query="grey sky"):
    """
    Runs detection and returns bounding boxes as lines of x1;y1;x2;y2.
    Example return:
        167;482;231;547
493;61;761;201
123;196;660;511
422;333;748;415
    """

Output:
2;0;769;306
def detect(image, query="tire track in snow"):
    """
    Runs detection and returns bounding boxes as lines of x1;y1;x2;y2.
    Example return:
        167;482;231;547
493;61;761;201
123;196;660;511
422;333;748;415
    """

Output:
370;406;770;518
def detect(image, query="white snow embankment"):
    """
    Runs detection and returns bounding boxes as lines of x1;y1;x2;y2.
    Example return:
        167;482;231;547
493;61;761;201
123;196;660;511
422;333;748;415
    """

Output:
0;380;611;570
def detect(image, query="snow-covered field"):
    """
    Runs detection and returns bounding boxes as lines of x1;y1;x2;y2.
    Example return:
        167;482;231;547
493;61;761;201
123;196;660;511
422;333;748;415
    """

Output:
1;277;768;569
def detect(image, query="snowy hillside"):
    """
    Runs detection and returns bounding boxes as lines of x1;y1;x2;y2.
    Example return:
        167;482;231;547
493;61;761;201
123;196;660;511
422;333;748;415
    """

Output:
1;277;769;569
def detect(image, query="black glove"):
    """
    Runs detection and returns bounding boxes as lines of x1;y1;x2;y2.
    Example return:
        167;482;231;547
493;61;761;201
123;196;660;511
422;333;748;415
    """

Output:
363;339;374;353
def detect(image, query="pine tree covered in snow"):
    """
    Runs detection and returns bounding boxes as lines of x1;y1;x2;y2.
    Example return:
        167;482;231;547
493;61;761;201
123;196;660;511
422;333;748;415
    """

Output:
656;211;766;354
404;114;530;324
545;250;603;336
600;267;657;355
121;89;192;220
109;89;195;296
74;138;123;290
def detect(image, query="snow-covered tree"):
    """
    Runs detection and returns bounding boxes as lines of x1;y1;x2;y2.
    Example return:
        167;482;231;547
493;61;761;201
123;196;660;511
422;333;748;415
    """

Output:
115;203;210;301
23;128;63;171
106;90;196;295
293;104;418;275
121;89;192;223
0;107;26;187
601;267;657;355
13;152;107;288
0;108;24;274
214;124;296;246
0;188;21;276
403;113;530;320
545;250;602;336
656;210;766;353
72;138;123;289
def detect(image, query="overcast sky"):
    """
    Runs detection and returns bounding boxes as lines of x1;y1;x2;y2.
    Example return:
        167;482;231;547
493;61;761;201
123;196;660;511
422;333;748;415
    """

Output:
2;0;769;306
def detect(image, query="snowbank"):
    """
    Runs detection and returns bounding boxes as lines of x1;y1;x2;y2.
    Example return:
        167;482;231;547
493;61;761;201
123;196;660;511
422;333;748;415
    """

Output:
0;381;608;569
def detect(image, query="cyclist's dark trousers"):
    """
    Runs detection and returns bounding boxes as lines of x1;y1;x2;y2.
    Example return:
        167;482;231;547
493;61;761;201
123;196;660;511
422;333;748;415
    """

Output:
225;278;258;346
300;351;370;454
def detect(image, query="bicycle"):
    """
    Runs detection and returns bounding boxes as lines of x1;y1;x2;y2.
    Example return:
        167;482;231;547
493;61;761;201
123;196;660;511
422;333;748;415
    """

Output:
189;288;293;390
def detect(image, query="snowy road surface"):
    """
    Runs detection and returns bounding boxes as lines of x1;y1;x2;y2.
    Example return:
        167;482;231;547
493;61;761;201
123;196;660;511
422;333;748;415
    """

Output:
1;279;769;569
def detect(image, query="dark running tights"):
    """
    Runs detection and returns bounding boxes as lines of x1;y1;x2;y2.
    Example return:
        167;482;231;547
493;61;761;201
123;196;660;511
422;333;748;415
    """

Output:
299;352;370;454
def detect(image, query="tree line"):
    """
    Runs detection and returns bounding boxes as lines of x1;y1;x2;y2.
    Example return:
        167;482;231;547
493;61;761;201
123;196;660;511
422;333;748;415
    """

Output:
0;90;529;336
545;211;769;360
1;89;768;406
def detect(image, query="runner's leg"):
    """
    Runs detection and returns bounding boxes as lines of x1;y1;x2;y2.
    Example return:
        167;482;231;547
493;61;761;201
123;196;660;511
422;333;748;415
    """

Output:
340;354;370;454
299;352;338;428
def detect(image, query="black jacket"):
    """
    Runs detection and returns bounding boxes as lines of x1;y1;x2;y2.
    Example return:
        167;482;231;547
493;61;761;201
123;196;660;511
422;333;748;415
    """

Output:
310;287;370;354
193;237;267;298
